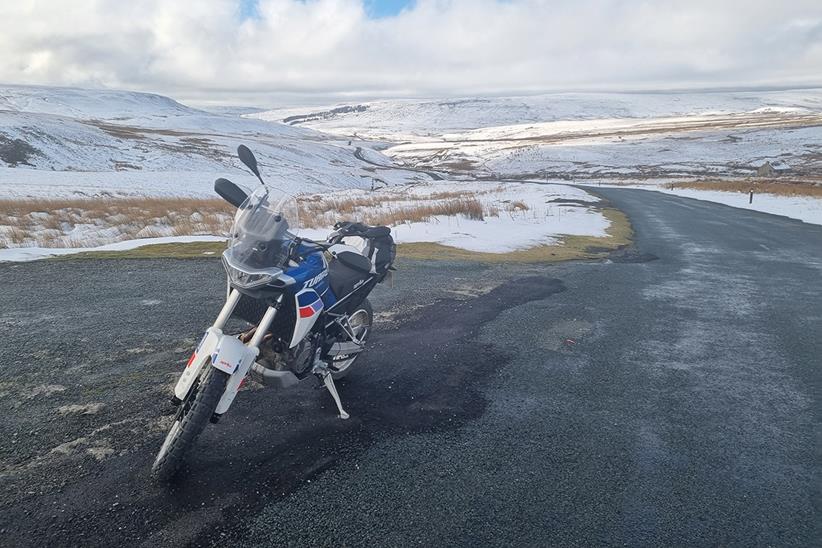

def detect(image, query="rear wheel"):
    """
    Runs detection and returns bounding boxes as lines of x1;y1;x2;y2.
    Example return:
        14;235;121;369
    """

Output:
151;362;228;482
331;299;373;379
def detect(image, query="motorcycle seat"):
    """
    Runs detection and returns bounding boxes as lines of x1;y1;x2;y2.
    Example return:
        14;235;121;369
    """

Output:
336;250;373;274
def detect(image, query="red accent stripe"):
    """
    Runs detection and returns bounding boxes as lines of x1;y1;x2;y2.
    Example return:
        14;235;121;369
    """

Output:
186;352;197;367
299;306;314;318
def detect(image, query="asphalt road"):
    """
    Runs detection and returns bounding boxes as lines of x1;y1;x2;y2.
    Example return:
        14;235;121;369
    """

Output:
1;188;820;546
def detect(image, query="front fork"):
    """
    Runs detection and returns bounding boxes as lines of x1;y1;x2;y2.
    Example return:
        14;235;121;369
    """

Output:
173;289;279;414
173;289;350;419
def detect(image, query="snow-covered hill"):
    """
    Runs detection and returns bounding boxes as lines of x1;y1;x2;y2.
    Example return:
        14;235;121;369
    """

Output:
0;85;429;198
253;89;822;182
252;89;822;141
0;84;201;120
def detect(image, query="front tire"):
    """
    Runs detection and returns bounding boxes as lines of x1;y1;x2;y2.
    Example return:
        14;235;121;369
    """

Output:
151;362;228;482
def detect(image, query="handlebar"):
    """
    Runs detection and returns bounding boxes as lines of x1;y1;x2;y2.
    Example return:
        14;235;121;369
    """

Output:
286;236;332;263
333;221;391;239
333;221;367;236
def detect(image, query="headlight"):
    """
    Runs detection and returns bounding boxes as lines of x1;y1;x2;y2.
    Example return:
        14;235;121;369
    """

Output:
222;254;279;289
226;266;273;289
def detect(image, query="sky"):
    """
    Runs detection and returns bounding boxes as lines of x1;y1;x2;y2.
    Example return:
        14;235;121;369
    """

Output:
1;0;821;106
241;0;415;19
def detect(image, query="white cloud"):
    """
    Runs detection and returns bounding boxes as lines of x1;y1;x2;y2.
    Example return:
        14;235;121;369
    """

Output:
0;0;820;104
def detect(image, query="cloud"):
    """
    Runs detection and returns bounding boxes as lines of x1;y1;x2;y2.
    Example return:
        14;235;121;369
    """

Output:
0;0;820;103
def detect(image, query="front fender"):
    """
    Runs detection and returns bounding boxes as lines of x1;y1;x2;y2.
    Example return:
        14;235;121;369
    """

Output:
213;335;259;414
173;327;222;401
173;329;258;411
210;335;248;375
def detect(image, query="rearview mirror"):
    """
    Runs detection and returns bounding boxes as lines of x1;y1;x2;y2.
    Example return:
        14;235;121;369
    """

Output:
214;178;249;208
237;144;263;184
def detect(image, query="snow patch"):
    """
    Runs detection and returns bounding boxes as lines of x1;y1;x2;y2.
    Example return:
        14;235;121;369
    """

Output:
0;235;225;262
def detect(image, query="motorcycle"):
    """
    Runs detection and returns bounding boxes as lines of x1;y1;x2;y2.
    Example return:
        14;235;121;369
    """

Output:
151;145;396;481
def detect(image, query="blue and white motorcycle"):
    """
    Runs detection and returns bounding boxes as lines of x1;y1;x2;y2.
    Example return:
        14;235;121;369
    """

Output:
152;145;395;481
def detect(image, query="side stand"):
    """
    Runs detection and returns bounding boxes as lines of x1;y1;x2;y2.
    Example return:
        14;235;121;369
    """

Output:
321;372;350;420
313;349;350;420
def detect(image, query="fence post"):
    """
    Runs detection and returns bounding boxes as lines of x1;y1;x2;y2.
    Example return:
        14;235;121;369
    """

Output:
749;190;753;204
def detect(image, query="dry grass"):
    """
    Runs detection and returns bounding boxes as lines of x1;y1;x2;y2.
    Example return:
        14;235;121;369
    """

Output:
42;198;633;265
0;196;235;220
426;187;501;200
504;200;530;212
299;194;396;220
369;197;486;225
58;207;632;263
669;179;822;197
0;187;503;248
42;215;63;230
0;197;234;248
4;184;614;259
296;189;498;229
5;227;27;244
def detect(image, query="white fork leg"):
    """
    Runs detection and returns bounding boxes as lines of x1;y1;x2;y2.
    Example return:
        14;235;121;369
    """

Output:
173;289;243;401
248;303;279;347
215;294;283;415
213;288;242;330
322;373;350;420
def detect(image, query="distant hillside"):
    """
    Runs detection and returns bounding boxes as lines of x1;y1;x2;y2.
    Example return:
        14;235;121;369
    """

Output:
0;85;426;198
0;84;201;120
252;89;822;182
252;89;822;140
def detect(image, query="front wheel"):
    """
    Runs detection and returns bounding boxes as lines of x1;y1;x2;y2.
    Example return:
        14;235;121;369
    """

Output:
330;299;373;379
151;362;228;482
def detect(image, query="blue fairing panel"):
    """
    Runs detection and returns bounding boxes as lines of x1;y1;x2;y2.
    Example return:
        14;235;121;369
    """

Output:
283;246;337;307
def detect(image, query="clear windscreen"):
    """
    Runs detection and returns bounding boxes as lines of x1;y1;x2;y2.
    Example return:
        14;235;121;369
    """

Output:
224;186;300;277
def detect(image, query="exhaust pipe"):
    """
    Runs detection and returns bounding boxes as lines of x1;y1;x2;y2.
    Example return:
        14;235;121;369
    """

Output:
249;362;304;389
327;341;363;356
250;340;363;388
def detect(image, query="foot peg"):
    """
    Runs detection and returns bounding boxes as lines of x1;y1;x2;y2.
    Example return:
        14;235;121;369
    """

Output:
322;372;349;419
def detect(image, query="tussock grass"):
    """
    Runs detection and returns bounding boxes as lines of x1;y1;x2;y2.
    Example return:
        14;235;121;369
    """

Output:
0;196;232;217
504;200;529;212
0;197;234;248
366;197;486;226
296;189;498;228
2;185;625;265
426;187;501;199
0;189;503;248
45;202;633;264
298;194;396;222
669;179;822;197
5;226;27;244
